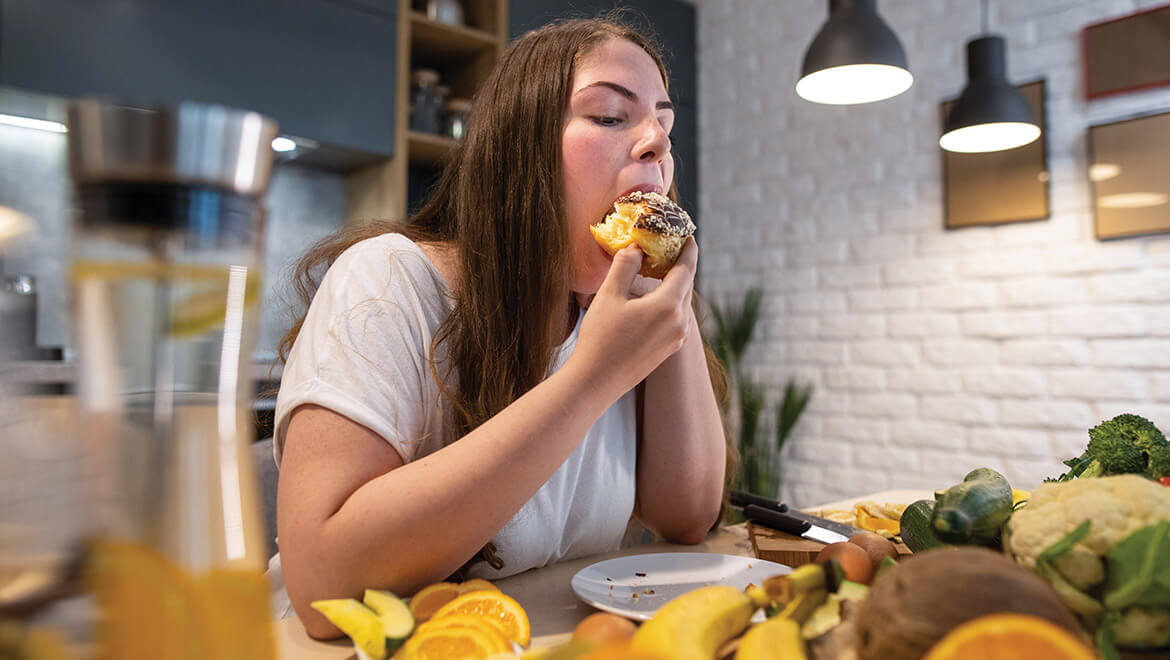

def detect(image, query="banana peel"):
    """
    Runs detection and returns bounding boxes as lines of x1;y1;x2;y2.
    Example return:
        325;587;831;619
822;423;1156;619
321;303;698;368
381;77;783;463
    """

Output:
776;588;828;625
762;564;826;606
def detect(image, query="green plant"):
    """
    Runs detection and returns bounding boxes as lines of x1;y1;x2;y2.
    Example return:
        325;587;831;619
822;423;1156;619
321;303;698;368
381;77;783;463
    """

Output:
707;287;812;499
776;379;813;455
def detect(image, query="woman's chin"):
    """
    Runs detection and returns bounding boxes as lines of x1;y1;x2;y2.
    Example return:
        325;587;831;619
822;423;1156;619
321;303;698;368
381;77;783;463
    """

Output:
570;245;614;294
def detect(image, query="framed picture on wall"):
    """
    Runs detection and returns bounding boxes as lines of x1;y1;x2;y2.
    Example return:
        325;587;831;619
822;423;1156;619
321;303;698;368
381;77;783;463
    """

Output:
1089;109;1170;240
1083;3;1170;100
941;79;1050;230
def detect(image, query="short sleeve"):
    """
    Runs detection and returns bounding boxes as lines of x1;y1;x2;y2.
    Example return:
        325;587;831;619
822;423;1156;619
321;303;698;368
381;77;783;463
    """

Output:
273;234;452;466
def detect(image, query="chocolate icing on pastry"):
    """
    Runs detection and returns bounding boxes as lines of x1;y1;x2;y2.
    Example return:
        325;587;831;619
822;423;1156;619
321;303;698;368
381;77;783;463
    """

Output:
589;191;695;279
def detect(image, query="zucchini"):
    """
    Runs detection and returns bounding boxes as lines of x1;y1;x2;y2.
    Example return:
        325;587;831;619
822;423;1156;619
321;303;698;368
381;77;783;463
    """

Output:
899;499;946;552
363;589;415;655
931;467;1013;545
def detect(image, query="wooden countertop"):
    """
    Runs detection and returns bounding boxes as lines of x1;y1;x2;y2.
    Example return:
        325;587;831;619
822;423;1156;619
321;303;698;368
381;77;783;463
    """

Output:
274;489;931;659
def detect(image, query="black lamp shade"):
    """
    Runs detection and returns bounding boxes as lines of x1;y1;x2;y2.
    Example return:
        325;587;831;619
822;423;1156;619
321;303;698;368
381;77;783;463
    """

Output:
801;0;910;76
944;36;1035;131
940;35;1040;152
797;0;913;105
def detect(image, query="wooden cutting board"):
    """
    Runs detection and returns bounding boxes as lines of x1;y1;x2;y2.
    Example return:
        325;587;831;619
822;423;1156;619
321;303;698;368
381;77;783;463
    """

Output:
747;521;912;567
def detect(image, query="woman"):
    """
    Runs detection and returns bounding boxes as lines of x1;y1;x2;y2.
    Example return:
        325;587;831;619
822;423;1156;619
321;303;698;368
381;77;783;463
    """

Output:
272;16;730;638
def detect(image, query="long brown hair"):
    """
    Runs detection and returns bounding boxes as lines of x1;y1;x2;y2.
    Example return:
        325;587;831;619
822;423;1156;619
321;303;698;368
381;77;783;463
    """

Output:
277;15;737;517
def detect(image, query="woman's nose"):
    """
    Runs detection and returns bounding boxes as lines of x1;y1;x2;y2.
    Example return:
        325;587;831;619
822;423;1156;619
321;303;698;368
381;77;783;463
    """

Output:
634;119;671;163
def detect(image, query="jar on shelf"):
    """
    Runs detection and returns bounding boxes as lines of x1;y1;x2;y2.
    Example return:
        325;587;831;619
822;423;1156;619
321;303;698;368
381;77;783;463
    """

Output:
426;0;464;26
443;98;473;141
434;84;451;122
409;69;442;134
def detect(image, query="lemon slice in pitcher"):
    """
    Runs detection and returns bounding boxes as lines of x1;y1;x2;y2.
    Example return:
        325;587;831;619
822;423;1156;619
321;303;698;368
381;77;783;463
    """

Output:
72;260;261;338
168;265;261;338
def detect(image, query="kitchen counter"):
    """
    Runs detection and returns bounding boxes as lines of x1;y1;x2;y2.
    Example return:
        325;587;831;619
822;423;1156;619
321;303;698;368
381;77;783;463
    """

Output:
274;489;930;659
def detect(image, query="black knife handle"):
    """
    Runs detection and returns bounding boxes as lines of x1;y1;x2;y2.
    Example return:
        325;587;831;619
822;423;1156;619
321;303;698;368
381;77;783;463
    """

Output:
743;504;811;536
730;491;789;513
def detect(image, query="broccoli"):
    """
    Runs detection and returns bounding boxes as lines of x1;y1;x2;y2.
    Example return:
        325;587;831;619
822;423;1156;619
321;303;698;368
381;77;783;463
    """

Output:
1147;444;1170;481
1086;427;1147;475
1048;414;1170;482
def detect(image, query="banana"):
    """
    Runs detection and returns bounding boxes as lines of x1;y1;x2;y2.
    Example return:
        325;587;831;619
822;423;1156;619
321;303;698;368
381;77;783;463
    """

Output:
629;585;763;660
734;617;806;660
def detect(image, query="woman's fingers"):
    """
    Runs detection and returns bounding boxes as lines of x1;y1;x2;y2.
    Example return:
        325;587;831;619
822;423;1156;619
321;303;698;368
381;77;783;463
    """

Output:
628;273;662;298
653;238;697;303
599;244;644;299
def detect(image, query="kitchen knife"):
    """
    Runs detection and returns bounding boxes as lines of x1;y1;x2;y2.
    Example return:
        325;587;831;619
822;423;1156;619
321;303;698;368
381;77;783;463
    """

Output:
729;490;788;513
779;508;869;539
741;504;851;545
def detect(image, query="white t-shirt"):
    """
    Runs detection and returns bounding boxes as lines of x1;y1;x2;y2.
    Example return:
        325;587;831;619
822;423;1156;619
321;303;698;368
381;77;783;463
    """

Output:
268;233;637;615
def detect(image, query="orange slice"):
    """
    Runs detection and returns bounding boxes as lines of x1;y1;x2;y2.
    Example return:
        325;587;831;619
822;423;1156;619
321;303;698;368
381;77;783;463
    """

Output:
399;626;502;660
459;578;501;594
409;582;461;622
432;591;531;647
923;613;1097;660
416;614;512;653
856;508;901;535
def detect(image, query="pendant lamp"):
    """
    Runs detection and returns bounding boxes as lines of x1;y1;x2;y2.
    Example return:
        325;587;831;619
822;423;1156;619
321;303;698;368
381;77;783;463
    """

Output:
940;2;1040;153
796;0;913;105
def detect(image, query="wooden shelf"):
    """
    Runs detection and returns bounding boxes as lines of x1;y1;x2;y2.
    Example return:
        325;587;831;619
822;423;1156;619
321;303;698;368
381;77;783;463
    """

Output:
410;12;500;58
346;0;505;225
408;130;459;167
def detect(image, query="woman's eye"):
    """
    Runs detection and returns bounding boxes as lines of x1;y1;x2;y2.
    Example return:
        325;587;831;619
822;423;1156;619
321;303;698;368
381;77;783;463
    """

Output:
590;116;622;127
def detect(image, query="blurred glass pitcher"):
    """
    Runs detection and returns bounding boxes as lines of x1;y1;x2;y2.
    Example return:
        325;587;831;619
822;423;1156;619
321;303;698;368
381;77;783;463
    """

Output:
67;99;278;660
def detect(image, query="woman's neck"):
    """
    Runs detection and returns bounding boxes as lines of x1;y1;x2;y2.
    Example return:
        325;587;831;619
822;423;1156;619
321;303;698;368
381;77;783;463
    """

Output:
556;294;580;345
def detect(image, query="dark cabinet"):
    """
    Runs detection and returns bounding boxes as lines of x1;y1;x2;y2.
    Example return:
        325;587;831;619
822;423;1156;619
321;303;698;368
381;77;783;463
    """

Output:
509;0;699;218
1;0;397;164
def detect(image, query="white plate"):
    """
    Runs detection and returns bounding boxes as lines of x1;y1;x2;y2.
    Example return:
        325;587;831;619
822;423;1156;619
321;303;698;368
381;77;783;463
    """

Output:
570;552;791;622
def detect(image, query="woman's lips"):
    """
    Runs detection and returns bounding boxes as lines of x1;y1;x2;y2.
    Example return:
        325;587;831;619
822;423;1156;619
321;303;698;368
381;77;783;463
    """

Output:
619;183;664;197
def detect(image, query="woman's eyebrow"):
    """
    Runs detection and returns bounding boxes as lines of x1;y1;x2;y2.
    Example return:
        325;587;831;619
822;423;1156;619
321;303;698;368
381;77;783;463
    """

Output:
577;81;674;111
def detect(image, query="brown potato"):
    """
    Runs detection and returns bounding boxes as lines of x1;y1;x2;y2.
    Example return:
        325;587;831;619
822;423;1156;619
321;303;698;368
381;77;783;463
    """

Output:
572;612;637;645
815;542;875;585
848;532;897;570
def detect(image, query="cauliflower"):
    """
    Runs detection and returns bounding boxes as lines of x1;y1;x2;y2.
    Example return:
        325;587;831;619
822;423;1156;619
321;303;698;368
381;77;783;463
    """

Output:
1004;475;1170;569
1115;608;1170;648
1004;475;1170;656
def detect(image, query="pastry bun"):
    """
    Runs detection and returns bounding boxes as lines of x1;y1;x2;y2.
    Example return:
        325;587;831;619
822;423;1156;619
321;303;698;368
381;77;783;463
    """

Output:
589;191;695;279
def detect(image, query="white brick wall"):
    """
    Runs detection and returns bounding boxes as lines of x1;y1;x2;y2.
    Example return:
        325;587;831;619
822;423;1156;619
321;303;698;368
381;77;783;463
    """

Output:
695;0;1170;508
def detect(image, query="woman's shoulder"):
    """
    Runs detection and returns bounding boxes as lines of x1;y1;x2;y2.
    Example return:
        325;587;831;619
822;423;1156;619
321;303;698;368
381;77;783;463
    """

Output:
327;232;452;299
334;232;424;270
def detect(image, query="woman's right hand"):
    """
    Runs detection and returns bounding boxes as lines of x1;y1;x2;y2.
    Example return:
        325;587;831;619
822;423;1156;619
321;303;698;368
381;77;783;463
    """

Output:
571;239;697;396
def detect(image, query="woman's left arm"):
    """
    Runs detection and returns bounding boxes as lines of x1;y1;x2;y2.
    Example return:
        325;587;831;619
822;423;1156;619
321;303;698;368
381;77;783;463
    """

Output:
636;302;726;544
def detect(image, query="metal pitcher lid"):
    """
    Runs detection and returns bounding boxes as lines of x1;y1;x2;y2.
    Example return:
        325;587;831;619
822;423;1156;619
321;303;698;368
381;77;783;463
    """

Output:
67;99;279;198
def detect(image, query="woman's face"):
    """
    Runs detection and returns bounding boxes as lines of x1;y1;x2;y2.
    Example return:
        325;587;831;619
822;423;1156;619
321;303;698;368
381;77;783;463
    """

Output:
562;38;675;294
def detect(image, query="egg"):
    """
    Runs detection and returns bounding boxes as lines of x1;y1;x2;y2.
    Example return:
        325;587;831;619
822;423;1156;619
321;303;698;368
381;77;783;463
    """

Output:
572;612;637;645
815;541;875;585
848;531;898;570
